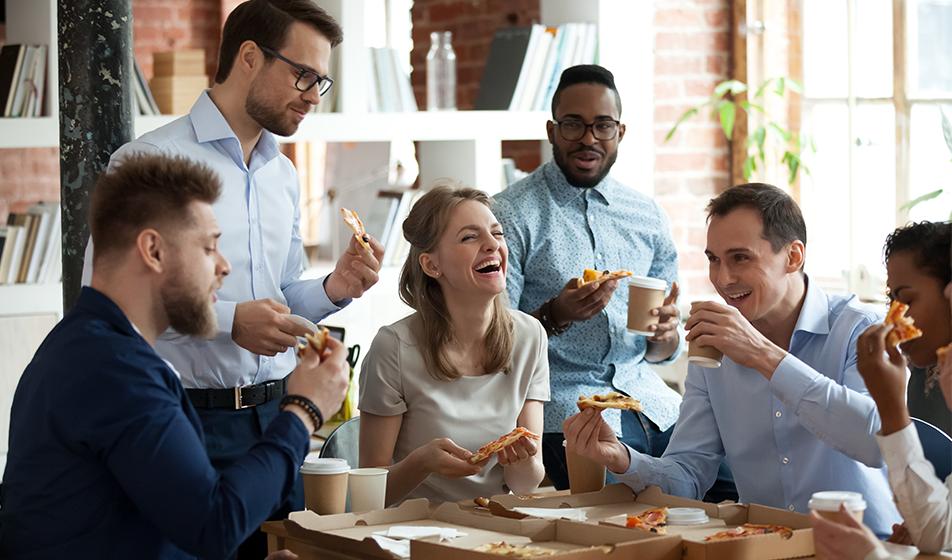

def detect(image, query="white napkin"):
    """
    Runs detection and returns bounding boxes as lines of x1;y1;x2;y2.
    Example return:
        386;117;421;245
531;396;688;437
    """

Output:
512;507;588;521
370;535;411;558
372;525;468;540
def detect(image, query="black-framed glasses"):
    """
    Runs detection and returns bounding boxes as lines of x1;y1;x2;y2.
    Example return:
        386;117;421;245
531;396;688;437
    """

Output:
258;44;334;96
552;118;621;141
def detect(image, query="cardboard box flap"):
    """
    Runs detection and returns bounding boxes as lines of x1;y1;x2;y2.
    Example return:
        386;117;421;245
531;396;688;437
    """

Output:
634;486;725;517
489;484;636;510
432;502;554;537
287;498;431;531
746;504;813;529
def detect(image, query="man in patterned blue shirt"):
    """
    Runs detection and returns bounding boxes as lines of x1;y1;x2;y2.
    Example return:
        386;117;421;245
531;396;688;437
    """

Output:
493;65;687;490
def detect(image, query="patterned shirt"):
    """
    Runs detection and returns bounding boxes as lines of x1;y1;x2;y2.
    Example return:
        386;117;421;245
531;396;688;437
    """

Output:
493;161;683;434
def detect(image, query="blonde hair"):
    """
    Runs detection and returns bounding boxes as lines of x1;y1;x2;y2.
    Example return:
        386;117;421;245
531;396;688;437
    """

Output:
398;184;514;381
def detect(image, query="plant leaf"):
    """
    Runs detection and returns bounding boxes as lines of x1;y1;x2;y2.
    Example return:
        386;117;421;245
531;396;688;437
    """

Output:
718;101;736;139
751;125;766;152
768;122;792;141
941;107;952;157
740;101;766;115
714;80;748;97
665;107;700;142
753;78;774;99
743;156;755;180
775;77;786;96
899;189;944;211
786;78;804;94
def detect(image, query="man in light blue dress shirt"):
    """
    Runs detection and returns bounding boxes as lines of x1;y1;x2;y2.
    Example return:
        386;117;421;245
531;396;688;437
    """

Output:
564;183;902;536
82;3;382;557
493;65;692;492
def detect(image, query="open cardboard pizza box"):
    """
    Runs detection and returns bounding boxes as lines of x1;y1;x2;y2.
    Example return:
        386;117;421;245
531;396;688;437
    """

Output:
271;498;681;560
479;484;815;560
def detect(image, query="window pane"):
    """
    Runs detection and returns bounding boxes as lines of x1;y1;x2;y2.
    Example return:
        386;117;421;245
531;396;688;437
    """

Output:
801;102;850;283
908;103;952;221
803;0;849;98
854;0;893;98
851;102;896;281
908;0;952;97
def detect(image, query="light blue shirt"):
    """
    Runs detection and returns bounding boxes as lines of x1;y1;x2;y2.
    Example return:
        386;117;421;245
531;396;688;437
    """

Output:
616;279;901;536
493;161;683;434
83;92;344;389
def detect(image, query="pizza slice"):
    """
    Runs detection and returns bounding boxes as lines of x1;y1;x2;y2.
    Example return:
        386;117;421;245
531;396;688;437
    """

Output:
296;326;330;359
625;507;668;534
704;523;794;542
577;392;643;412
469;427;541;464
885;300;923;347
473;542;556;557
577;268;633;288
339;207;373;253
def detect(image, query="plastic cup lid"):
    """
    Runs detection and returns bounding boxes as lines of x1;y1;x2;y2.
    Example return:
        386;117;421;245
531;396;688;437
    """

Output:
688;356;722;368
349;467;388;476
629;276;667;290
808;491;867;511
300;458;350;474
667;507;710;525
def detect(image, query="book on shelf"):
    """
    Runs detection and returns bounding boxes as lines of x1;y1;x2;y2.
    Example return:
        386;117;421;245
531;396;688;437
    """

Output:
0;43;48;117
132;57;160;116
475;22;597;112
367;47;417;113
1;203;60;285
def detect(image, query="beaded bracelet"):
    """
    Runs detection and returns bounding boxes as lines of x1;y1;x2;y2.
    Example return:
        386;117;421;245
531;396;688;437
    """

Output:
280;394;324;434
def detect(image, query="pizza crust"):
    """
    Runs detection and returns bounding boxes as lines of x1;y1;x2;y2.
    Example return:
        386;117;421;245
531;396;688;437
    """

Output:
296;326;330;359
577;392;643;412
340;207;373;253
469;427;541;464
884;301;923;347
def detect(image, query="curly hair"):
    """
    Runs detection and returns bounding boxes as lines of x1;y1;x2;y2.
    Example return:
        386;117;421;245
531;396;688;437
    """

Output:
883;221;952;285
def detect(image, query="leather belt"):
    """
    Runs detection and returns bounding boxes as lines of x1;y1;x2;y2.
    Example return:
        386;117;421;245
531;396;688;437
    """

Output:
186;377;288;410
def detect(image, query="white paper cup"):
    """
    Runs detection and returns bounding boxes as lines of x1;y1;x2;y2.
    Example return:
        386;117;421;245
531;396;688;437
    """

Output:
627;277;667;336
300;458;350;514
348;468;388;513
808;491;867;524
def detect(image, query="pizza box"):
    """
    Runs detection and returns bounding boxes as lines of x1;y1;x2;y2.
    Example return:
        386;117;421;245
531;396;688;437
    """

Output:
264;498;681;560
479;484;815;560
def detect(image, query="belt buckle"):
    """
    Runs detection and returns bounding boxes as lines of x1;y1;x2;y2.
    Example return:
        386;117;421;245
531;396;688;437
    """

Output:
234;384;255;410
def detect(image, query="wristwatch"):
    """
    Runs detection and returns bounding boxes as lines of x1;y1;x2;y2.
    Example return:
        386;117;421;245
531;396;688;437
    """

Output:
540;297;571;336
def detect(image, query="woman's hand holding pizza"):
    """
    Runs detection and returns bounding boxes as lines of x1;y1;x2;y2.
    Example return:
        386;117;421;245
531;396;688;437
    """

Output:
412;438;487;478
496;435;537;466
856;323;911;435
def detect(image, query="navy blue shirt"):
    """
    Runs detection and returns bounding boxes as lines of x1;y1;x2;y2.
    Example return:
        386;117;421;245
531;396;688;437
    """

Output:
0;287;310;559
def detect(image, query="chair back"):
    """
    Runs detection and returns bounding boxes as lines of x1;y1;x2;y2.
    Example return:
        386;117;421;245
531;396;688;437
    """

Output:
319;416;361;468
912;417;952;481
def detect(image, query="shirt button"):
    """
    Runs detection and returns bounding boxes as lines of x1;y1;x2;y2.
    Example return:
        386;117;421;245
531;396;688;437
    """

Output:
775;411;782;418
788;505;796;511
782;457;790;464
596;253;603;260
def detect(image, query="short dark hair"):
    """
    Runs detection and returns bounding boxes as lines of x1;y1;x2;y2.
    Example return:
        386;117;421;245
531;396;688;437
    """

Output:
551;64;622;118
215;0;343;84
706;183;807;252
883;221;952;285
90;155;221;261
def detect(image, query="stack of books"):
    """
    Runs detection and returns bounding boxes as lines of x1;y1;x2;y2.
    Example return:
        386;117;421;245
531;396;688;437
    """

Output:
0;44;48;117
149;49;208;115
0;203;61;285
474;23;598;112
367;47;417;113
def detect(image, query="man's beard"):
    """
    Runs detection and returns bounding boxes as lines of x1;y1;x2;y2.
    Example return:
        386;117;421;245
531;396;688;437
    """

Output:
246;84;296;137
552;145;617;189
162;271;216;339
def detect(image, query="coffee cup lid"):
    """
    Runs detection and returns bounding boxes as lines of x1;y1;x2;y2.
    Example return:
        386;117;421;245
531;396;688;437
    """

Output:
667;507;710;525
629;276;667;290
349;467;388;476
808;491;867;512
688;356;722;368
300;458;350;474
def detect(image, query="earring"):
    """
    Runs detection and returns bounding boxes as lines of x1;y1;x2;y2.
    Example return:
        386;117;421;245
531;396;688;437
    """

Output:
433;271;441;277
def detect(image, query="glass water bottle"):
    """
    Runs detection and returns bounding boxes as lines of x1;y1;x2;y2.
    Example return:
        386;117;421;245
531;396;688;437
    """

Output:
426;31;457;111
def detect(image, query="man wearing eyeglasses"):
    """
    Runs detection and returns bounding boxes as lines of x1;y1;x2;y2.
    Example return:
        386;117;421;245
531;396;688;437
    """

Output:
81;2;382;558
494;65;728;496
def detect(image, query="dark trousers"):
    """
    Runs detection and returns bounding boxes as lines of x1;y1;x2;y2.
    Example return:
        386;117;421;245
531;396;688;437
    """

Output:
541;410;738;504
195;397;304;560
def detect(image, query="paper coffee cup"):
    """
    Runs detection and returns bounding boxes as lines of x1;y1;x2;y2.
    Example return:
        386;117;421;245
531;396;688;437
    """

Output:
563;440;606;494
300;458;350;514
808;491;867;524
688;301;723;368
348;468;388;513
627;277;667;336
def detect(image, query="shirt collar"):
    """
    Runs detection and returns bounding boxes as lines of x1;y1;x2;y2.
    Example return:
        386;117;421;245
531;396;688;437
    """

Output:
543;160;617;207
74;286;140;339
187;90;280;163
792;275;831;336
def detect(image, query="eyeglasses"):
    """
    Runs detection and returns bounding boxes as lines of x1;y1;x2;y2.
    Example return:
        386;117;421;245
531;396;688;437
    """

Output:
553;119;621;142
258;44;334;96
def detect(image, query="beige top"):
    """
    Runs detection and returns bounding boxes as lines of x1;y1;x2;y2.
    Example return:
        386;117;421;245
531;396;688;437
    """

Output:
358;309;550;502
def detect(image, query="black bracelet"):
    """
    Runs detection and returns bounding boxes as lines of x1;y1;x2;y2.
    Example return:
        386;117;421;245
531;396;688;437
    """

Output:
540;297;571;336
280;394;324;434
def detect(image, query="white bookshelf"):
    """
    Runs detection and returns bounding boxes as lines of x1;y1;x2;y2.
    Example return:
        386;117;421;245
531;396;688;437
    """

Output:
0;282;62;316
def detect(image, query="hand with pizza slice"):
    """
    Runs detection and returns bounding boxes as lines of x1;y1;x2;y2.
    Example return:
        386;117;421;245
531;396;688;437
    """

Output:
856;305;919;436
468;427;541;466
810;505;881;560
545;270;625;328
285;329;350;431
562;406;631;475
323;207;385;304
